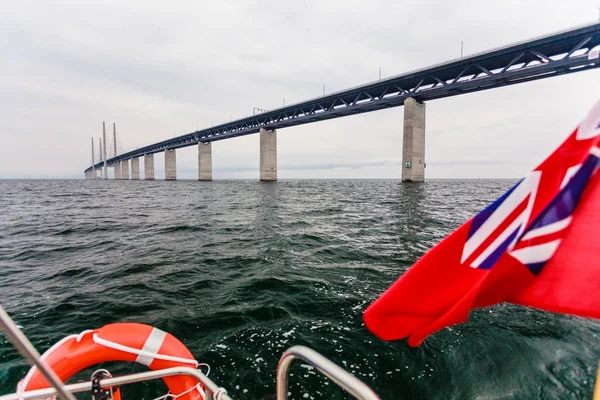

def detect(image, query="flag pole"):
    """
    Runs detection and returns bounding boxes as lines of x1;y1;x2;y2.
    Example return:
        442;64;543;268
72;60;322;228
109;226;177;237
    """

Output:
594;359;600;400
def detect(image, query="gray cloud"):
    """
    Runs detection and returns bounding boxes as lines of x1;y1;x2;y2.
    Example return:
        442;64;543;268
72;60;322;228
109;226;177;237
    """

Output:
0;0;598;180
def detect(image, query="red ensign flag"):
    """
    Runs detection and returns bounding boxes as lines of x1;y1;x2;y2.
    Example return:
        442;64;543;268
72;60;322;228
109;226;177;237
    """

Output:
363;100;600;346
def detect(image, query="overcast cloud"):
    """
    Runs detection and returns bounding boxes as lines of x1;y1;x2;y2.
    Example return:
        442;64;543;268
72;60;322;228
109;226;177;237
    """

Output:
0;0;598;180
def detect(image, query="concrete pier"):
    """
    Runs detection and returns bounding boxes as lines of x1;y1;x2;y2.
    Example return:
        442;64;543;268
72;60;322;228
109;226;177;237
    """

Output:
401;98;426;182
113;123;117;159
103;122;107;179
260;128;277;181
198;142;212;181
114;163;122;180
131;157;140;180
122;159;130;180
98;138;103;179
91;138;95;178
165;149;177;180
144;154;155;180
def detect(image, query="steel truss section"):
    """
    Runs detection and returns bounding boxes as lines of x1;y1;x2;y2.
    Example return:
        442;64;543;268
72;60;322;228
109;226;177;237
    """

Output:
86;23;600;173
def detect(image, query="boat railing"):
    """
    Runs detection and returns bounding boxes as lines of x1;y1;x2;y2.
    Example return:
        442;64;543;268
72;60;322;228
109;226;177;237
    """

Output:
276;345;380;400
0;367;230;400
0;305;380;400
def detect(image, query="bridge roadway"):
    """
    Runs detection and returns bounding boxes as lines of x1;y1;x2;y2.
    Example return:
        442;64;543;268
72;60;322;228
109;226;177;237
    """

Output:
85;22;600;181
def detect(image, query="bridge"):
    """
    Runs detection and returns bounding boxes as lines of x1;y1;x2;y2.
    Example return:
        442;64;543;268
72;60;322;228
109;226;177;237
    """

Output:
85;22;600;182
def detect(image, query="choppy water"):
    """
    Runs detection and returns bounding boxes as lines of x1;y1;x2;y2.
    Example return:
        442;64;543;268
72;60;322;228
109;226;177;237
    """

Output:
1;179;599;399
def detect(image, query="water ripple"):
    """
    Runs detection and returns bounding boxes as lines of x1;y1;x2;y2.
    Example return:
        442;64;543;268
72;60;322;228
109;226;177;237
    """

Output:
1;179;599;399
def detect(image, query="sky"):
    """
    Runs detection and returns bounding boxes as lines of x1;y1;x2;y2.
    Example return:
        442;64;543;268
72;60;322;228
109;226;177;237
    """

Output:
0;0;598;180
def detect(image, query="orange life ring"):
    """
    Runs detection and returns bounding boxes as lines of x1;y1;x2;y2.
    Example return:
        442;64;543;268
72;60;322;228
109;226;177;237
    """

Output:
18;323;205;400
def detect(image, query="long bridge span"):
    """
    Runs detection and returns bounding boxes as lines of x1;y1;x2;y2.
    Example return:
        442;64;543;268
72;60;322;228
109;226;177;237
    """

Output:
85;22;600;181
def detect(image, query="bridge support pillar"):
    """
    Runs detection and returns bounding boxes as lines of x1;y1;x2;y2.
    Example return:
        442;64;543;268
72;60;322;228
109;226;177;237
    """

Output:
198;142;212;181
122;159;130;180
402;98;426;182
260;128;277;181
114;163;122;180
144;154;154;180
165;149;177;180
131;157;140;180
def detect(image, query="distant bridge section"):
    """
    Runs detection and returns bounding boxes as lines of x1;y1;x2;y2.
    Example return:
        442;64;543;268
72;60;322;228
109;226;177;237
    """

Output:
85;22;600;181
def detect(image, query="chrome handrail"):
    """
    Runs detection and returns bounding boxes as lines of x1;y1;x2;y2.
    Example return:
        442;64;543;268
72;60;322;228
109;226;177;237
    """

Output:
0;306;76;400
0;366;231;400
276;345;380;400
1;304;379;400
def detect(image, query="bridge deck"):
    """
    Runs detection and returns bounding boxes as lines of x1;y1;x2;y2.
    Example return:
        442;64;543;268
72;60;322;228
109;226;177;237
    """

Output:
86;22;600;173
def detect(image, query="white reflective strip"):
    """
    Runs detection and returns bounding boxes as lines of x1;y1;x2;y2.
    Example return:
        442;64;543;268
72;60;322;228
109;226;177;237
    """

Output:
510;239;561;264
20;334;79;390
92;333;198;366
521;216;572;241
136;328;167;366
